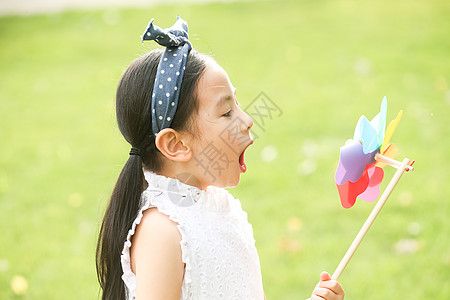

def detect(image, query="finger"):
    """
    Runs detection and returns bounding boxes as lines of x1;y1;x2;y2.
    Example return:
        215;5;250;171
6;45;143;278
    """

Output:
313;287;335;299
310;295;326;300
320;271;332;282
314;271;331;289
317;280;345;296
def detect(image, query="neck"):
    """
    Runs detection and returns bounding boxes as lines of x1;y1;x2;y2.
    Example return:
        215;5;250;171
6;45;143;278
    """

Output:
154;160;207;191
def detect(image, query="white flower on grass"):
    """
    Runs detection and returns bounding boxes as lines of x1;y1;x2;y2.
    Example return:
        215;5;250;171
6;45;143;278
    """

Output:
394;239;419;255
0;259;9;272
408;222;422;236
302;140;318;157
261;145;278;162
353;57;372;76
297;159;317;176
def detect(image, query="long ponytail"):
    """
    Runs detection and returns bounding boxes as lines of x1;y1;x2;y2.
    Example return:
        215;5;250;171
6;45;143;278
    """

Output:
96;49;207;299
96;155;144;298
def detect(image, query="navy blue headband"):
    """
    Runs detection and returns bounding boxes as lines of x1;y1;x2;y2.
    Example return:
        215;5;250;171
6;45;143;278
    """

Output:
141;17;193;137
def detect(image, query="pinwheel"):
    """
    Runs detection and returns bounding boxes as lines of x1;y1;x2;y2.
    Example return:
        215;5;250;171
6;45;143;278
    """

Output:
331;96;415;280
335;96;414;208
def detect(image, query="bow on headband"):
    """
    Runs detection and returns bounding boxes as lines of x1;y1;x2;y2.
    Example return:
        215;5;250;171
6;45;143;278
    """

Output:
141;17;193;137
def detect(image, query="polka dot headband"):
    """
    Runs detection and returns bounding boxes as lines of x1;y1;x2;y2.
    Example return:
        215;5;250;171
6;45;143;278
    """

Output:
141;17;193;137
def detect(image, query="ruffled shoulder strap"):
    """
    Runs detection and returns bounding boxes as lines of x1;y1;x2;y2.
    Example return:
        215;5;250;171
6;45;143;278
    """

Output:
120;190;157;298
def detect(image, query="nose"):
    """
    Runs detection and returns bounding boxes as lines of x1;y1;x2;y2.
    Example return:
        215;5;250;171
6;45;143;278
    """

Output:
239;109;253;132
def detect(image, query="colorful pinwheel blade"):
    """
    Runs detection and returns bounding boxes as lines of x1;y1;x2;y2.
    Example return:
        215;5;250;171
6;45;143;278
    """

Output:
353;115;379;154
358;164;384;202
370;96;387;146
380;110;403;153
336;170;370;209
335;141;373;185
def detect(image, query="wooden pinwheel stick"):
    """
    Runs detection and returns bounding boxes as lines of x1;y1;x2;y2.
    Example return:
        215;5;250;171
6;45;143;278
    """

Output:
376;153;414;171
331;157;412;281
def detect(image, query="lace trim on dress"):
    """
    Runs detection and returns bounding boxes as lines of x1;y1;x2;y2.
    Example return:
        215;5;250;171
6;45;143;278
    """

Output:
120;190;156;298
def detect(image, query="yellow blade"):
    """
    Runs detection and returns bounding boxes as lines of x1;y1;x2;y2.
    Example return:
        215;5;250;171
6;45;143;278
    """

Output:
376;143;399;168
380;110;403;152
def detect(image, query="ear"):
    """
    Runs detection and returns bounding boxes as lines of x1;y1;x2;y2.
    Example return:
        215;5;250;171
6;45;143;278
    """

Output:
155;128;192;162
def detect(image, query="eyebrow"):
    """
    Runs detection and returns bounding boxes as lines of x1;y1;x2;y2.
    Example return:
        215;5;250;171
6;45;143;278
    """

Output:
216;87;237;108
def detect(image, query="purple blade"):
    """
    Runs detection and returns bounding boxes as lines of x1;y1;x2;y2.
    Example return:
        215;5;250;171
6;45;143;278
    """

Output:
335;141;374;185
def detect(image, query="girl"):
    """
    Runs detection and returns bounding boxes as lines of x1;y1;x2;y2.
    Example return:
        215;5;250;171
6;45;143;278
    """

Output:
96;17;345;300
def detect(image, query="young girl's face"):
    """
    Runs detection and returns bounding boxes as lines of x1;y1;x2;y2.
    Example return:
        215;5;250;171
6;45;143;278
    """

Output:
188;59;253;189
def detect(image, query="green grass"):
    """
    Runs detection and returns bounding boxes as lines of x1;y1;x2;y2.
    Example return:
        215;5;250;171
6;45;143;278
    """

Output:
0;0;449;299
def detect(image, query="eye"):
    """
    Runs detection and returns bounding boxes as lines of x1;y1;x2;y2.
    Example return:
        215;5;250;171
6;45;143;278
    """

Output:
222;109;233;117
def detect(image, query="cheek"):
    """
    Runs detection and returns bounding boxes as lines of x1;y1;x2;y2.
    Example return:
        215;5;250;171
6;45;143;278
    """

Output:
190;120;212;150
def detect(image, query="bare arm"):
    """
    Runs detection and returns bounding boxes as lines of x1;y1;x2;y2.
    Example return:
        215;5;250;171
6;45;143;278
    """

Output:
131;207;185;300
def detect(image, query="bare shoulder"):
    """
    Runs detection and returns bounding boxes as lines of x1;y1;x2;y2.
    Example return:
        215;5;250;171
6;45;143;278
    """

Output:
131;207;183;270
131;207;184;299
135;207;181;242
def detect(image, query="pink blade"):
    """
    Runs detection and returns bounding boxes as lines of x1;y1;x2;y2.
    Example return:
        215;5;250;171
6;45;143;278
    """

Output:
358;164;384;202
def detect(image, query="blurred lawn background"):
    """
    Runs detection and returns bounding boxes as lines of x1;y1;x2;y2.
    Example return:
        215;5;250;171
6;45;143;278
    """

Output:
0;0;449;299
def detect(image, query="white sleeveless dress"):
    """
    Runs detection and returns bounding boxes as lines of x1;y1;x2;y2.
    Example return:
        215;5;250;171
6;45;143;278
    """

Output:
121;171;265;300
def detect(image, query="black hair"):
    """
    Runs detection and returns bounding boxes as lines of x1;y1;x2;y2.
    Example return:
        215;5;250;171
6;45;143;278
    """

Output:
96;48;208;299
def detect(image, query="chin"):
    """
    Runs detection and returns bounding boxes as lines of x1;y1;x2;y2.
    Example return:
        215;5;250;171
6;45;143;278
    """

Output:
229;176;241;188
222;174;242;188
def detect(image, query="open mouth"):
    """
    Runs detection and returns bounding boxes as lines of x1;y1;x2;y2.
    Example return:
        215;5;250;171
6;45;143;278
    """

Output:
239;140;253;173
